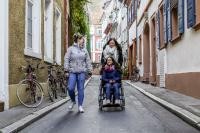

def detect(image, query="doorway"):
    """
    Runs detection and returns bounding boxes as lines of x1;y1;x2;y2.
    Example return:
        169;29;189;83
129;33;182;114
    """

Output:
143;22;150;82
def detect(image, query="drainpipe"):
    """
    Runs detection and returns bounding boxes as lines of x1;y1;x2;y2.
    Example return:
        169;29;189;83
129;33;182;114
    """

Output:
136;0;138;61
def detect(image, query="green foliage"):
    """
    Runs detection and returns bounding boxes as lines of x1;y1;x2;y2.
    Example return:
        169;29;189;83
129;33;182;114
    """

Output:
122;66;129;77
69;0;91;53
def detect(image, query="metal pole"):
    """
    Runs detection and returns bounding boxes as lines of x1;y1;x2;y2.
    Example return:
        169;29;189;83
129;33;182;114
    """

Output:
136;0;138;58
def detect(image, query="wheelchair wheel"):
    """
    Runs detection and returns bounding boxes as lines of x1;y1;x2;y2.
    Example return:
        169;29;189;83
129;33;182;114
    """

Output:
98;83;104;111
120;86;125;107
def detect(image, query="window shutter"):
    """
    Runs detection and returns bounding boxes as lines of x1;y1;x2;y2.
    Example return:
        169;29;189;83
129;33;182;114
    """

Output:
163;0;168;44
178;0;184;34
187;0;196;28
167;0;172;42
156;11;160;49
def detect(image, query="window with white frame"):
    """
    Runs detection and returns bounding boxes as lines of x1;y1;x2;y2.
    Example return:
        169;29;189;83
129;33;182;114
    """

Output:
25;0;42;58
55;7;62;65
44;0;54;63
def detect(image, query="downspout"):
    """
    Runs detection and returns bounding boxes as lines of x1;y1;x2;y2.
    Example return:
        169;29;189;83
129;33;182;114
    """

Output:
136;0;138;62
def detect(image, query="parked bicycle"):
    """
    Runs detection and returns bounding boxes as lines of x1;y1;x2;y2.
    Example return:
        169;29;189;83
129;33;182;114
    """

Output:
47;64;68;102
17;59;44;108
130;66;140;82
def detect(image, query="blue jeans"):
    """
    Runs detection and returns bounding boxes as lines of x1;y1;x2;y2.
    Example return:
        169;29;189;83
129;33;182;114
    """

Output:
105;83;120;100
68;73;86;106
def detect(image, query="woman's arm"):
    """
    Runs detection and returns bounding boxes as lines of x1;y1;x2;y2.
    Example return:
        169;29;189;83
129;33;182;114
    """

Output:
64;47;71;71
113;70;121;82
102;71;109;83
85;50;92;72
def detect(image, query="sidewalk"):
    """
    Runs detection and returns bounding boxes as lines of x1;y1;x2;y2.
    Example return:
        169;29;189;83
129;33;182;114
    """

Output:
126;81;200;129
0;78;91;133
0;97;67;129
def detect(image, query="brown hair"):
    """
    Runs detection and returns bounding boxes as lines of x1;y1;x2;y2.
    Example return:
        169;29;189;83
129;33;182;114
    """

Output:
73;33;84;43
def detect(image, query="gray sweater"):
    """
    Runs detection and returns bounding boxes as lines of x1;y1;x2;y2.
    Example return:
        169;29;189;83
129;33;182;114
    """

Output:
64;44;92;73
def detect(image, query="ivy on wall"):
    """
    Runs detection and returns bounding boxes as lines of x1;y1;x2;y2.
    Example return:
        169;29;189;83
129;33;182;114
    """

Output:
69;0;91;54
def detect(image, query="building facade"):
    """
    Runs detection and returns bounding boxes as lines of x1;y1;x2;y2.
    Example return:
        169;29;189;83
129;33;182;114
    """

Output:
90;24;103;63
127;0;200;98
0;0;9;110
101;0;129;68
0;0;69;110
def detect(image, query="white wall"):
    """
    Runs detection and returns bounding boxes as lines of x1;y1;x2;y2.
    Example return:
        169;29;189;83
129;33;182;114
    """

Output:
135;0;200;79
0;0;9;109
167;27;200;74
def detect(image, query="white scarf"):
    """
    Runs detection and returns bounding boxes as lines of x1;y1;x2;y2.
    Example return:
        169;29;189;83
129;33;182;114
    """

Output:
103;45;118;62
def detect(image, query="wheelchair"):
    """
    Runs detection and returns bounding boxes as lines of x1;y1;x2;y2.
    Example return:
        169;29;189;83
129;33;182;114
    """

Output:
98;78;125;111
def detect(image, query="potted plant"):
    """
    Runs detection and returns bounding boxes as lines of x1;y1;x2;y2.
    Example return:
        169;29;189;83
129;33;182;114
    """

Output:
122;66;129;80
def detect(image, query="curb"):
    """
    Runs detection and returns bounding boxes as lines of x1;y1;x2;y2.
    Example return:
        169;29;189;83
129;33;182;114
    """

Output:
0;77;92;133
125;81;200;130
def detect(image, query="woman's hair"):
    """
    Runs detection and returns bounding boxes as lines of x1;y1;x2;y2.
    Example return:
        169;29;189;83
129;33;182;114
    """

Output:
103;38;122;52
101;38;123;66
105;57;121;70
73;33;84;43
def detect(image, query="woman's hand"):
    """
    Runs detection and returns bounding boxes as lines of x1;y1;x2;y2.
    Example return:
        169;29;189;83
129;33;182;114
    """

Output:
109;80;116;83
112;80;116;83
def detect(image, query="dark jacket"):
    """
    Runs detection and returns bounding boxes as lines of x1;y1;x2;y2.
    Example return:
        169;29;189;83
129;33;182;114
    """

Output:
102;69;121;83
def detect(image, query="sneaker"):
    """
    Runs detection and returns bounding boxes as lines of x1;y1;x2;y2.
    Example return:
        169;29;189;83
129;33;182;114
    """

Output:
68;101;76;110
115;99;120;104
78;106;84;113
106;99;111;104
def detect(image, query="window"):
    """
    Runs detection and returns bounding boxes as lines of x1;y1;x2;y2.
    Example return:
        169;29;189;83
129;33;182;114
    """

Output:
25;0;42;58
96;28;102;36
44;0;54;63
171;2;179;41
128;0;136;24
55;7;61;65
128;5;131;24
27;1;33;49
96;40;102;51
187;0;200;30
161;0;184;44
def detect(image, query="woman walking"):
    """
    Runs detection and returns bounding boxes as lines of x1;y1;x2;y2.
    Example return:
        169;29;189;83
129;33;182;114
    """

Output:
64;34;92;113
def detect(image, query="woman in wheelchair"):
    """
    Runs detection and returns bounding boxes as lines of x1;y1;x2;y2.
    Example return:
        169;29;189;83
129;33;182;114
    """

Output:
102;57;121;105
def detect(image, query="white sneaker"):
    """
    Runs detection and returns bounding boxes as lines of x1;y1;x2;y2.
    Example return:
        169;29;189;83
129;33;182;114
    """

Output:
69;101;76;110
79;106;84;113
115;99;120;104
106;99;111;104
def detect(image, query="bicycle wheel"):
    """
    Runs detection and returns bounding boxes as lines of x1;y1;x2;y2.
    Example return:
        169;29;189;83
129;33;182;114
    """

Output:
17;79;44;108
131;74;140;82
136;73;140;81
57;80;67;98
47;79;55;102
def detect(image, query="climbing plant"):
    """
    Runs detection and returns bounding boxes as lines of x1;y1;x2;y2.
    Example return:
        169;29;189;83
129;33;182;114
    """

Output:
69;0;91;53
